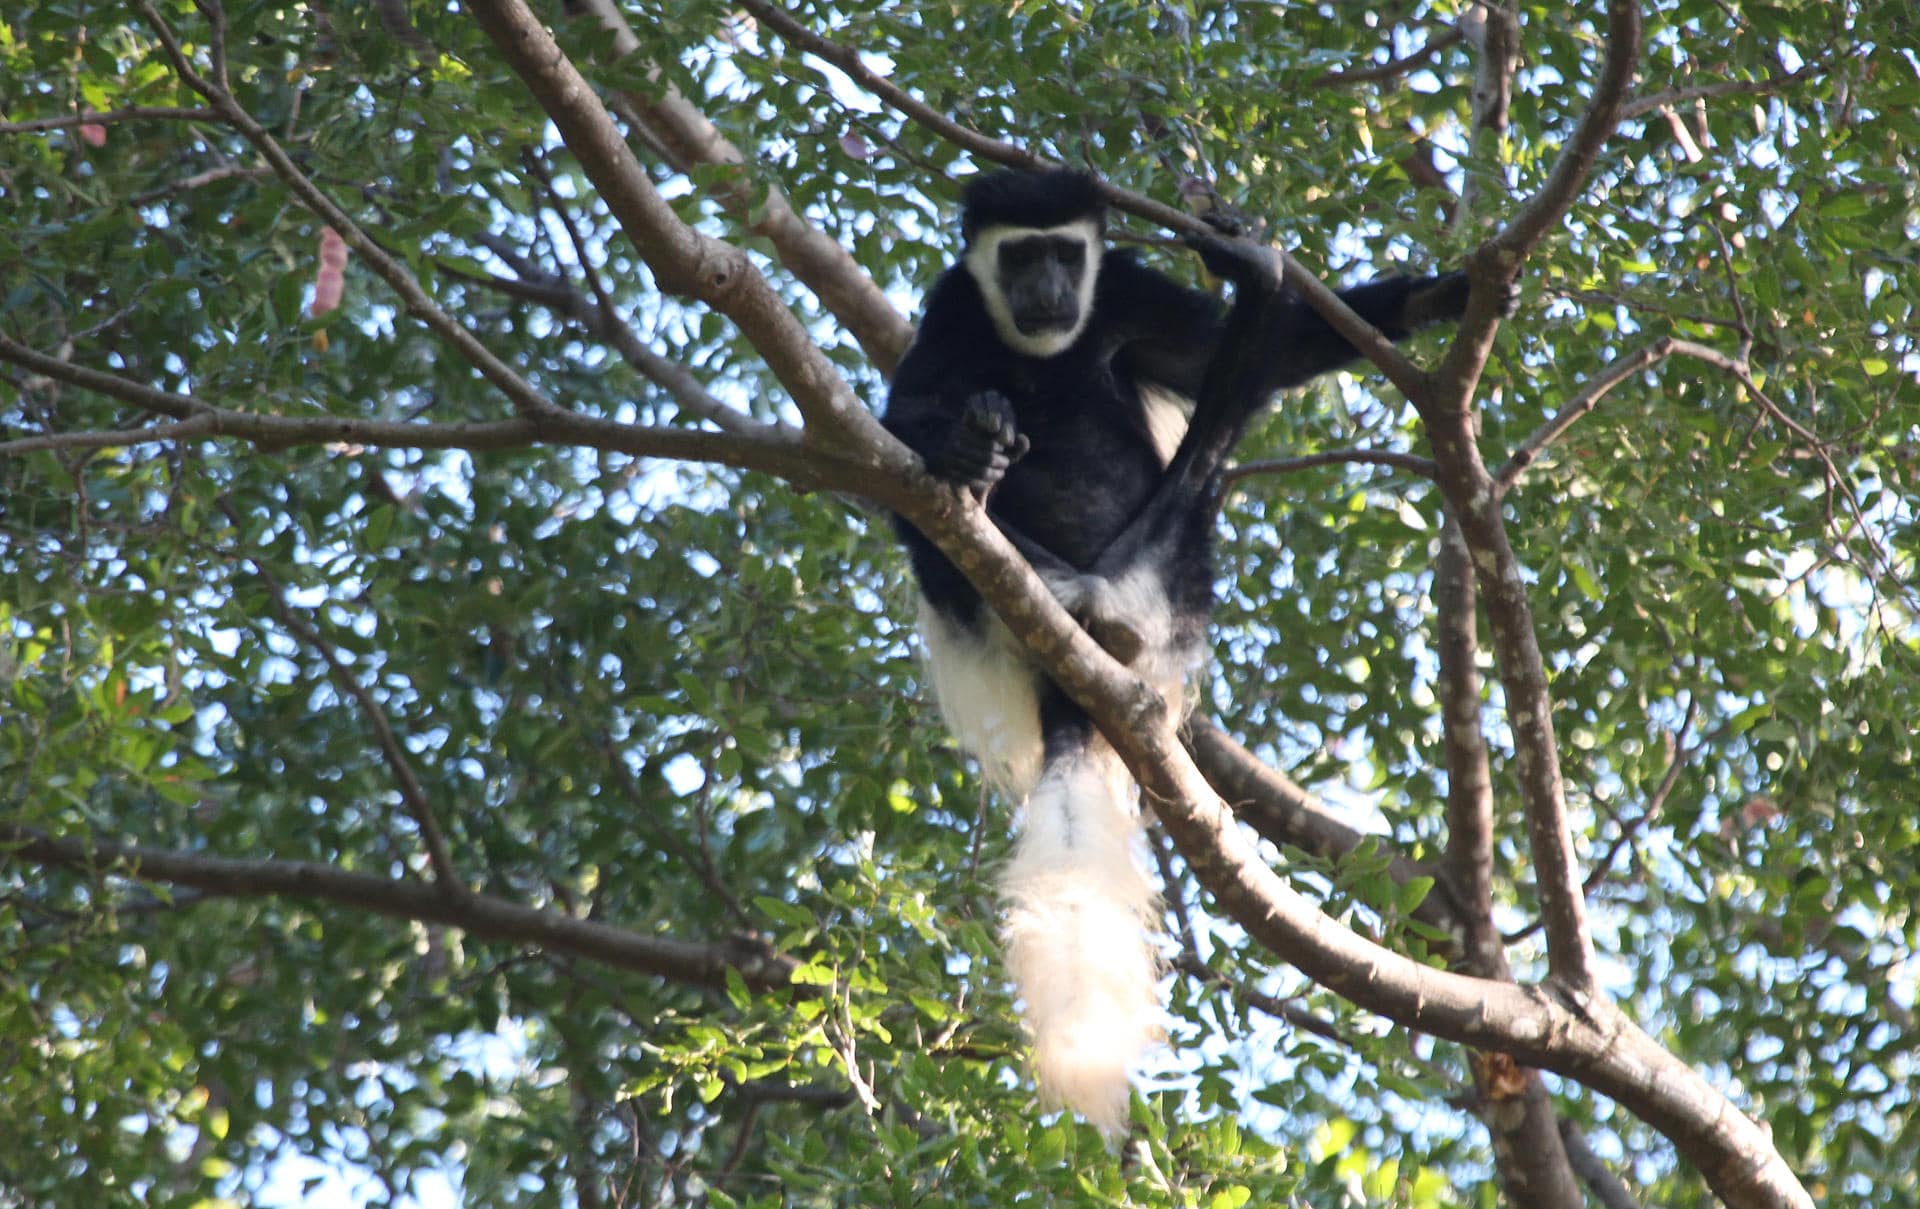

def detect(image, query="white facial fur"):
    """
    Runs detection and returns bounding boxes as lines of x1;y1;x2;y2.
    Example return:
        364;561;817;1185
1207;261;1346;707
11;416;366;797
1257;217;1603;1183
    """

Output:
963;219;1102;359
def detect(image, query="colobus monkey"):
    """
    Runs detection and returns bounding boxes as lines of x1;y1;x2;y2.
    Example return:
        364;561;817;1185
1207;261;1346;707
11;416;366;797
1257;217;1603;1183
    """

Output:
884;169;1487;1134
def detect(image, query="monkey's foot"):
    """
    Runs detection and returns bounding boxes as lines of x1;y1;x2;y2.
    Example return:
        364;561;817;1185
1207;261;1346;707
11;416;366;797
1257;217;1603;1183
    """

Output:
1080;611;1146;666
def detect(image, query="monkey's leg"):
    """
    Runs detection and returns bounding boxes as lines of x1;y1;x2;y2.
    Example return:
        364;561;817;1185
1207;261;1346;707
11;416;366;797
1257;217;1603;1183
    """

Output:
1090;232;1289;583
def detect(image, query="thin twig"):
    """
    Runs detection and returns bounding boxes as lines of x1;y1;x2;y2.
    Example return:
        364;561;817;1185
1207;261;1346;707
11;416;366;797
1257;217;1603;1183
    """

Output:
249;556;463;892
1495;337;1675;492
1226;448;1439;484
1312;27;1465;87
0;107;218;135
134;0;566;422
522;148;762;434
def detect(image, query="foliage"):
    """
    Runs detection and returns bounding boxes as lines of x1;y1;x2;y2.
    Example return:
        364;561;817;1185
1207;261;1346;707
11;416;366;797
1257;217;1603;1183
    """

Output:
1;0;1916;1206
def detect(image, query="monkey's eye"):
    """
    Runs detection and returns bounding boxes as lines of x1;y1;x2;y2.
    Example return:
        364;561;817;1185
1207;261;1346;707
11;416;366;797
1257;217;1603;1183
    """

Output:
1052;239;1086;270
1001;241;1042;270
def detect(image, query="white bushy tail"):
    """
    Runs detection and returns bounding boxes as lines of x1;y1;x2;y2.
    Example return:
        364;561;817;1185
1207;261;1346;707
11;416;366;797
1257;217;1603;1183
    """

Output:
1000;741;1164;1136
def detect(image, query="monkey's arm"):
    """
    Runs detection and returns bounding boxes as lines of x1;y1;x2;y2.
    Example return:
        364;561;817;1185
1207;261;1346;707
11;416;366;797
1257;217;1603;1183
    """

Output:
1098;252;1230;401
1264;269;1523;389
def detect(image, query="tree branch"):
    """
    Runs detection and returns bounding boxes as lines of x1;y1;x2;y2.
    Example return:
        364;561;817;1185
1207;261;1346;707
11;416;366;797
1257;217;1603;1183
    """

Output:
463;0;872;441
1619;62;1821;119
1182;719;1460;944
252;563;463;892
0;331;828;482
1435;519;1585;1209
1495;337;1675;492
1436;519;1497;948
564;0;913;375
1311;27;1465;87
0;107;218;135
1559;1117;1647;1209
520;149;768;435
738;2;1433;403
133;0;567;423
1224;448;1438;485
1480;0;1643;267
3;826;799;991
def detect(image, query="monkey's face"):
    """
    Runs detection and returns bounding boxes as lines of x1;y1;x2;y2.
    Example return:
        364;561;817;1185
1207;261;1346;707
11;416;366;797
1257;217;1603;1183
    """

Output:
998;234;1088;336
963;218;1102;359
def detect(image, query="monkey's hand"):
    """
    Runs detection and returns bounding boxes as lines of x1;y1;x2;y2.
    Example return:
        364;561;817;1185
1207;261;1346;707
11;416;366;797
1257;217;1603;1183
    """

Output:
1407;271;1521;328
927;390;1030;499
1184;231;1287;298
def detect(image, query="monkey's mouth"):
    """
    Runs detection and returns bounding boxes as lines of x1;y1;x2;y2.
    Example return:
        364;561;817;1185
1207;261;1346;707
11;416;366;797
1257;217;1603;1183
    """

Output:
1013;312;1076;335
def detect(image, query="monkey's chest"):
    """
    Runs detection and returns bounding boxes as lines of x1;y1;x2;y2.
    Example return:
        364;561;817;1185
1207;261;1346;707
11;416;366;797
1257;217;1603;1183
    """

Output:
991;392;1170;569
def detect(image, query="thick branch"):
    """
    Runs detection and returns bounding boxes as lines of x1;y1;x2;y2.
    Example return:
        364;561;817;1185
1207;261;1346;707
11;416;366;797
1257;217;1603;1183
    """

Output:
566;0;913;374
1431;448;1598;989
1405;0;1647;991
4;827;798;991
1436;519;1497;943
464;0;871;440
1436;520;1585;1209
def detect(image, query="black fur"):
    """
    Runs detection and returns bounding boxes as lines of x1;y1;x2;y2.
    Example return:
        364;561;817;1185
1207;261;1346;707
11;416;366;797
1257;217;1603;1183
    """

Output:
886;169;1478;759
960;169;1108;243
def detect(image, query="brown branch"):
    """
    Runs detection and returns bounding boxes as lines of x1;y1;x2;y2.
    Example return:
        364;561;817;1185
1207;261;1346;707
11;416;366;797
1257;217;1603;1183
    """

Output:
1580;695;1696;899
1619;63;1821;119
0;416;220;457
253;565;463;892
0;331;827;480
564;0;913;375
1312;27;1465;87
129;164;273;205
1400;0;1646;999
1400;137;1462;224
0;107;219;135
463;0;871;440
1435;519;1586;1209
1559;1117;1647;1209
1225;448;1438;484
1436;519;1496;944
1665;339;1897;581
736;1;1052;185
1495;337;1675;492
520;150;766;435
1182;719;1461;944
1479;0;1643;268
1169;954;1356;1051
3;826;799;991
